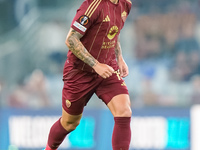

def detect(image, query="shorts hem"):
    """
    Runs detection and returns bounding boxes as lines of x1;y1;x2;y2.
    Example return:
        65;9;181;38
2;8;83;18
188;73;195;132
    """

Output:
62;104;84;115
99;89;129;105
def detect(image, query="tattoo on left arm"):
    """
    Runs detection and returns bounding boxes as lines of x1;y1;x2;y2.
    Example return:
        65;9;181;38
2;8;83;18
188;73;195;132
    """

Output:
115;36;122;60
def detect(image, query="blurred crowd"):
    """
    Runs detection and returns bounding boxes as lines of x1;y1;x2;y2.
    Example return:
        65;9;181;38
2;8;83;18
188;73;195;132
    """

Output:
0;0;200;109
134;12;200;81
8;69;50;108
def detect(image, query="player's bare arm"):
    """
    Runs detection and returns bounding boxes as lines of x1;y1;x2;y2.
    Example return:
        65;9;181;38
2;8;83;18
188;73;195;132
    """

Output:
115;36;129;78
66;28;98;67
65;28;114;78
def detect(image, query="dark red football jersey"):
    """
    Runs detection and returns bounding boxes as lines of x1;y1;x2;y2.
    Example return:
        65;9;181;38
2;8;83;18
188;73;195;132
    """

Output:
66;0;132;72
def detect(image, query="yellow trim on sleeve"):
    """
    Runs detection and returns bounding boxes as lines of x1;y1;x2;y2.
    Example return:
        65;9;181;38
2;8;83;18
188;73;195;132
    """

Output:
85;0;102;18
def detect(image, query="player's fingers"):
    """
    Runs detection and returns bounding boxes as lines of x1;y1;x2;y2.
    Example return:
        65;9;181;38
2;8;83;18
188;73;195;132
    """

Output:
105;72;112;78
107;70;113;76
102;70;112;79
101;75;106;79
122;72;128;78
120;66;129;78
125;70;129;77
102;74;109;79
123;70;129;77
107;65;114;73
119;67;124;77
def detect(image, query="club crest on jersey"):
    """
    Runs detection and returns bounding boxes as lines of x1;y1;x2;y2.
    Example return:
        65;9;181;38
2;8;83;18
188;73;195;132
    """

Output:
121;11;127;22
107;26;119;40
79;15;89;26
66;100;71;108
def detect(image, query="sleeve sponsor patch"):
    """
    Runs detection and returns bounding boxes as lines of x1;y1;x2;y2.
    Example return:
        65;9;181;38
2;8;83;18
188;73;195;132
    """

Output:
73;21;87;32
79;15;89;26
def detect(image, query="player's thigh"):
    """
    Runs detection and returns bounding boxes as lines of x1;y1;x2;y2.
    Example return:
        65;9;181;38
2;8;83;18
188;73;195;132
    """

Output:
96;70;131;117
107;94;132;117
61;108;82;131
96;70;129;104
62;67;99;115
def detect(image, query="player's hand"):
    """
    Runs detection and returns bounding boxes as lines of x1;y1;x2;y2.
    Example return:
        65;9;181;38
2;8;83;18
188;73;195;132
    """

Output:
118;57;129;78
93;62;114;79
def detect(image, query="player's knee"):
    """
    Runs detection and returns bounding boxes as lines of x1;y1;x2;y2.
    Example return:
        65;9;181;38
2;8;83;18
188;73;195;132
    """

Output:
115;106;132;117
67;121;80;131
122;106;132;117
62;119;80;132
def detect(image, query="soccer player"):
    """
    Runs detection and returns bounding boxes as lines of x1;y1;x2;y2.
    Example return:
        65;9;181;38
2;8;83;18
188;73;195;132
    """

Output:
45;0;132;149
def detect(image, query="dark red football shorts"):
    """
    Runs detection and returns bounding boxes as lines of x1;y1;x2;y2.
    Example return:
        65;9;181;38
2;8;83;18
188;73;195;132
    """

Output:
62;65;129;115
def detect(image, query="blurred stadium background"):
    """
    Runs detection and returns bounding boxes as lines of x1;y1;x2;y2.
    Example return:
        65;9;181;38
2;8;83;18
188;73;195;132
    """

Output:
0;0;200;150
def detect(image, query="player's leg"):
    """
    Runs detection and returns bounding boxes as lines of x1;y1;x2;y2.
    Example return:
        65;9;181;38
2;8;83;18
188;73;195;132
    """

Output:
45;108;82;150
107;94;132;150
60;108;82;131
45;73;97;150
107;94;132;117
96;70;132;150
